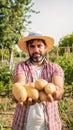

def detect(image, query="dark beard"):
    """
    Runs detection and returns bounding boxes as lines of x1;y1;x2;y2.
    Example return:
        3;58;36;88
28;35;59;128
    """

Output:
29;53;45;63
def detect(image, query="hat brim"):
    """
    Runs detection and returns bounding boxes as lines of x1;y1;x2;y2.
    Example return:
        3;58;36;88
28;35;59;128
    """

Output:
18;36;54;53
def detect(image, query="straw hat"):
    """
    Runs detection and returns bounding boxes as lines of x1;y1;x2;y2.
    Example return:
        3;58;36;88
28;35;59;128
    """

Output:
18;32;54;53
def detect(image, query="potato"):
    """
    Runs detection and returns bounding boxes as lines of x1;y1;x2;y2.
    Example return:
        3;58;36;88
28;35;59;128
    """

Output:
35;79;48;90
30;82;35;88
24;82;35;88
24;84;39;100
12;83;27;102
44;83;56;95
39;91;48;102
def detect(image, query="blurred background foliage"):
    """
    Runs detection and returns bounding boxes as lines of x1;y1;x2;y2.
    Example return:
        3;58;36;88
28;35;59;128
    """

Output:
0;0;73;96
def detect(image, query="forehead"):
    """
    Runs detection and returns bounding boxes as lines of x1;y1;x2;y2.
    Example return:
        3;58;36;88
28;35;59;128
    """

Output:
26;39;46;46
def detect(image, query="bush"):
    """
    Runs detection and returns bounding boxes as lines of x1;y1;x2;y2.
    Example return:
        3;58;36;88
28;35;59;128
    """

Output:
56;55;73;84
0;67;13;96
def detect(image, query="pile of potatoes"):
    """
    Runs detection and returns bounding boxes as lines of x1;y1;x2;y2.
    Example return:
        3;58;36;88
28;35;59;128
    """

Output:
12;79;56;104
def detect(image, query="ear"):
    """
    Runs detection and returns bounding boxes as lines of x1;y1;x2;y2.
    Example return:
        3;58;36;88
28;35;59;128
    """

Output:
44;46;47;53
45;45;49;53
26;45;29;53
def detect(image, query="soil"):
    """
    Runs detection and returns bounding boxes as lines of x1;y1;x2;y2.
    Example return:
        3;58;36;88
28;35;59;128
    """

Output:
0;97;15;130
61;98;73;130
0;92;73;130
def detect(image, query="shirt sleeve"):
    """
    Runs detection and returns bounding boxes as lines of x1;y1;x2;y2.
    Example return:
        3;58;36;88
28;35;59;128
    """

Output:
13;62;25;78
52;63;64;78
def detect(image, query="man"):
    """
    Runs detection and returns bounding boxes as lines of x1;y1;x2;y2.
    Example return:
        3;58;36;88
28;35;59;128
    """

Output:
12;32;64;130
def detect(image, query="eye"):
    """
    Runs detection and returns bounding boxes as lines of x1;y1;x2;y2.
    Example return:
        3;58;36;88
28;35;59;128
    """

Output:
30;45;35;48
38;44;43;48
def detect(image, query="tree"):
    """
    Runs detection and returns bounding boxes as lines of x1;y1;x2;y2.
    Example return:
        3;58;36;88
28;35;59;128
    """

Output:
0;0;39;68
58;32;73;55
59;33;73;47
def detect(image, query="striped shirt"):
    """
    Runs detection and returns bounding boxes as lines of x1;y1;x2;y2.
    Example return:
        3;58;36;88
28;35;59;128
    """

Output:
12;59;64;130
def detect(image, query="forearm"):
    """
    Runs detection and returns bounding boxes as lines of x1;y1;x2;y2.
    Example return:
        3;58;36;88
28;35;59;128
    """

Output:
13;74;25;85
53;85;64;100
52;75;64;100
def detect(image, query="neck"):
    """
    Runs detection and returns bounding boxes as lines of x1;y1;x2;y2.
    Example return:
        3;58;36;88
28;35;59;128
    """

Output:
30;58;45;66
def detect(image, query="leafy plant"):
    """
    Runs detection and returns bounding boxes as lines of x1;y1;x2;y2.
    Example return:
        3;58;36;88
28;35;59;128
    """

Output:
0;120;3;130
56;55;73;84
64;113;73;128
0;103;8;112
70;82;73;98
0;67;13;96
59;98;70;114
0;81;4;93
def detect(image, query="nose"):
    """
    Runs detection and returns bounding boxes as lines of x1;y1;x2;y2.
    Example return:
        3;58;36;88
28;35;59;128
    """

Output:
34;46;39;52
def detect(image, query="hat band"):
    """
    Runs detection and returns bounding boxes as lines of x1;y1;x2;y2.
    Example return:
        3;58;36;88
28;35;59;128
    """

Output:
29;33;42;37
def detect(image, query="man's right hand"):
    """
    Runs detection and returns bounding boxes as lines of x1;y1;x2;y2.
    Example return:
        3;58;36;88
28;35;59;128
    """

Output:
12;94;18;103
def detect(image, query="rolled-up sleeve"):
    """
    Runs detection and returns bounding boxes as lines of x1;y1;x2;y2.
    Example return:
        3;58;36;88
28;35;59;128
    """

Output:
52;63;64;78
13;62;25;78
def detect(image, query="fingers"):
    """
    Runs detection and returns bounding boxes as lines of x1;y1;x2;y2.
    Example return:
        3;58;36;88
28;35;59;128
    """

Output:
24;98;37;106
52;92;57;100
41;101;47;105
18;102;24;107
17;95;55;107
27;97;33;105
12;94;18;103
47;94;54;102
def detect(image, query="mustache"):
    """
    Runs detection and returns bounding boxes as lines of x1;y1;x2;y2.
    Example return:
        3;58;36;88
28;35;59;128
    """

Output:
32;52;41;56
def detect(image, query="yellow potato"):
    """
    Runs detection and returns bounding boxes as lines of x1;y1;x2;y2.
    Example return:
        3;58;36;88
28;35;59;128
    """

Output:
44;83;56;95
24;84;39;100
39;91;48;102
30;82;35;88
24;82;35;88
35;79;48;90
12;83;27;102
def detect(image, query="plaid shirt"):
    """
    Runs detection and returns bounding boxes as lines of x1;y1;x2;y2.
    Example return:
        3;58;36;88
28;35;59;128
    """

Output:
12;59;64;130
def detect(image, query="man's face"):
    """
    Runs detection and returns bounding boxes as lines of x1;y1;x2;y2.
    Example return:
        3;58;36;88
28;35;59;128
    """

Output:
27;39;46;62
